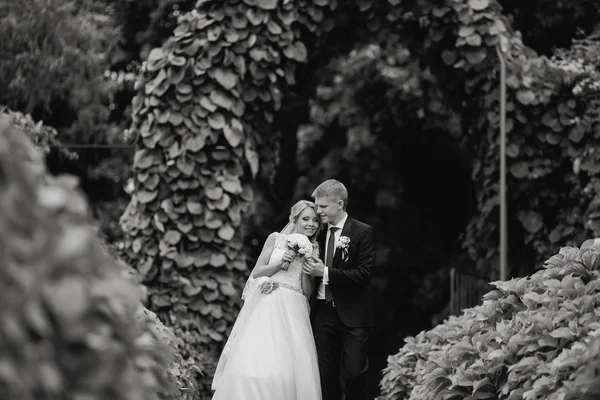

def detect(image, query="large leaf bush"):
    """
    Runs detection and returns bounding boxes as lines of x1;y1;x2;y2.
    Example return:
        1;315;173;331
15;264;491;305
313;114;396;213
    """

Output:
379;239;600;399
0;115;196;399
119;0;335;393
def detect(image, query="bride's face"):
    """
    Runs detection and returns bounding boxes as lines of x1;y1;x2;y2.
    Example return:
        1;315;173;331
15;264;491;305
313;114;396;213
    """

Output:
295;207;320;238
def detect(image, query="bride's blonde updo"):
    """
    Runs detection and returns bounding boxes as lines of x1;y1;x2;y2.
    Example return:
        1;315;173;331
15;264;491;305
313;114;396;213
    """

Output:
289;200;322;239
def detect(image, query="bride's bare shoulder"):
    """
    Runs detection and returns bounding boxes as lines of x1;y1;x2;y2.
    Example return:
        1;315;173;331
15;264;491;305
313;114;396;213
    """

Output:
264;232;286;246
266;232;279;241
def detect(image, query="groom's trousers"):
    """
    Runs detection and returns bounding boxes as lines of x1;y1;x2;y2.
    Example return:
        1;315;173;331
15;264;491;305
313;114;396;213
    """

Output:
312;300;370;400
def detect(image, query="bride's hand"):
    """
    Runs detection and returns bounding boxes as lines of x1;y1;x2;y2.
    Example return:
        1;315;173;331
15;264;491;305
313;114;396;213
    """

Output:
282;250;295;263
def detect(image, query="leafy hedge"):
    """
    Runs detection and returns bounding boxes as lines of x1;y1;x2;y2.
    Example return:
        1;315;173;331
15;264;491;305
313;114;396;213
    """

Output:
119;0;335;393
112;250;201;400
0;115;194;398
138;307;200;400
379;239;600;399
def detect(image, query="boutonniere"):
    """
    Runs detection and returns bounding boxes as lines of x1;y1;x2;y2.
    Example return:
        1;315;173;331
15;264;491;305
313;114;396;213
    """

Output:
336;236;351;261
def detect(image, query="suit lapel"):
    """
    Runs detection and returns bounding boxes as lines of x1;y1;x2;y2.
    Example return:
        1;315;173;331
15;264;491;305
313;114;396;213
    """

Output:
332;216;353;268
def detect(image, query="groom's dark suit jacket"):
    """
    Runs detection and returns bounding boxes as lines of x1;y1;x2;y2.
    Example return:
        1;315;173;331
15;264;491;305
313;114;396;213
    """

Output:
313;216;375;328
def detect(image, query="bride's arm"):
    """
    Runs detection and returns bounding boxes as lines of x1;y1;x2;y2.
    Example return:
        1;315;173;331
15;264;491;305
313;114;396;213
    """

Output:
301;273;313;300
252;233;290;278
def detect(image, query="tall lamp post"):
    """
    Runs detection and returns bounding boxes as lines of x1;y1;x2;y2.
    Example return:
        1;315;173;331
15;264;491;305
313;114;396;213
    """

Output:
496;45;508;281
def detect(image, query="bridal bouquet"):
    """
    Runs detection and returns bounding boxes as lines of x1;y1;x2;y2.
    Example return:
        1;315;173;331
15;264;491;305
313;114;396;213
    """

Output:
280;233;313;271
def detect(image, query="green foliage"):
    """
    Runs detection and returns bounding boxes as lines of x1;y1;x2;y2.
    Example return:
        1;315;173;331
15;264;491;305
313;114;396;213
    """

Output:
294;37;447;273
103;242;201;400
119;0;336;393
294;0;600;278
499;0;600;55
109;0;197;65
573;335;600;399
424;0;600;275
121;0;600;395
138;307;200;400
0;0;114;119
379;239;600;399
0;106;74;157
0;0;136;255
290;2;600;391
0;115;192;399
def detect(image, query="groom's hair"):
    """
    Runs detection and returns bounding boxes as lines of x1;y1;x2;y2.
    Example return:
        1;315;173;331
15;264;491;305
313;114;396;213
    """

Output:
311;179;348;210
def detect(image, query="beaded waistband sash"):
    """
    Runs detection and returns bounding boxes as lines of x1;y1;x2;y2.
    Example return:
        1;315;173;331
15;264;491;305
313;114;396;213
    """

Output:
258;279;303;295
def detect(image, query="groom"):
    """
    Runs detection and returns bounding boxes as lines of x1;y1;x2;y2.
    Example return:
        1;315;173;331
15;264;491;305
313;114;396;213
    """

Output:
303;179;375;400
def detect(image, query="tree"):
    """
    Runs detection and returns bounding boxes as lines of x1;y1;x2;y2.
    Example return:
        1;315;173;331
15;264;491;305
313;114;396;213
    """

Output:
0;0;140;246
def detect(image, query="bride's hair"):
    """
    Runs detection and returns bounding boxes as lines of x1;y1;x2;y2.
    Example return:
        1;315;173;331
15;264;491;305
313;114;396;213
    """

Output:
289;200;321;239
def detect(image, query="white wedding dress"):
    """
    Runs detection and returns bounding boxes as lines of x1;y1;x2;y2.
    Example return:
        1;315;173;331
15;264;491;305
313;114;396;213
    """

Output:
211;233;322;400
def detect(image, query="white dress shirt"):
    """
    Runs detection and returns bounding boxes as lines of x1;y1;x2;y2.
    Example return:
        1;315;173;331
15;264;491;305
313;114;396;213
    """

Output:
316;213;348;300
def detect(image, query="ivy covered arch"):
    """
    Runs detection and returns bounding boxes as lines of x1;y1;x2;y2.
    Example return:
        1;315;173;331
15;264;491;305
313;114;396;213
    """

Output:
119;0;336;391
120;0;600;394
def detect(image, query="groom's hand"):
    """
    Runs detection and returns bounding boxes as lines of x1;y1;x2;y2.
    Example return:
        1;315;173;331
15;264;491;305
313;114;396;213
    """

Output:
301;258;314;275
303;258;325;277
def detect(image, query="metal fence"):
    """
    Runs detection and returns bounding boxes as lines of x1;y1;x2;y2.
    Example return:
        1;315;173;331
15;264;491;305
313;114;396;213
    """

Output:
449;267;492;316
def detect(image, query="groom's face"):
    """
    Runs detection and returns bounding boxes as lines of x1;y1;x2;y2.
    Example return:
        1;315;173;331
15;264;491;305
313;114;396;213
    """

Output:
314;196;343;224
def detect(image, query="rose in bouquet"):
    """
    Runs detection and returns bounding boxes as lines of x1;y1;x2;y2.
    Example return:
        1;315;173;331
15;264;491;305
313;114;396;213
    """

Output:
281;233;313;271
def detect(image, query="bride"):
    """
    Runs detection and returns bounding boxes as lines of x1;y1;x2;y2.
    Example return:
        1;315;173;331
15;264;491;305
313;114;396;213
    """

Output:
211;200;323;400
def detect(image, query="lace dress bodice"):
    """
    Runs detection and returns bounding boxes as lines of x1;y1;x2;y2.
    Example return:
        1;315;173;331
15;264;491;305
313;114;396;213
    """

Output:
267;233;318;294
